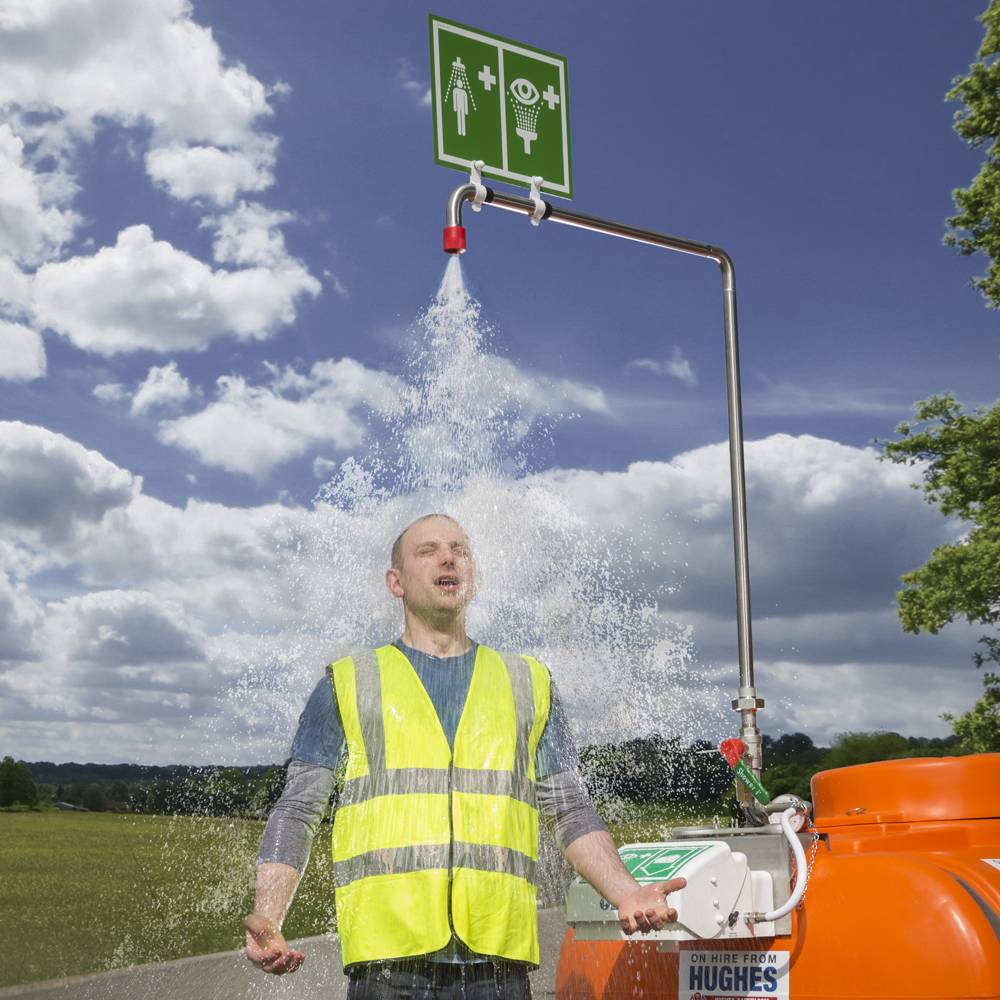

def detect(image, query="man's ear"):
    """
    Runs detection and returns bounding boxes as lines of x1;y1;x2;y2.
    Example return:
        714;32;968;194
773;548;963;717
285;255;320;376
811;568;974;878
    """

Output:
385;567;405;599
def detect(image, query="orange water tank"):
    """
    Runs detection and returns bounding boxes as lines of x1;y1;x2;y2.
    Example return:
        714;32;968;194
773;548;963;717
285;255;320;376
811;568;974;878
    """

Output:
555;755;1000;1000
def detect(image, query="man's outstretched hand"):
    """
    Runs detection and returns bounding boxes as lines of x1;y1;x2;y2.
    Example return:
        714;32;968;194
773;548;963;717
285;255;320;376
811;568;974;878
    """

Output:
244;912;305;975
616;877;686;935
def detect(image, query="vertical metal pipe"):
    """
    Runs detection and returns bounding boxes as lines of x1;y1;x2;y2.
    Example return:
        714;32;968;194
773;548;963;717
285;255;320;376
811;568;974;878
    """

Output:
444;185;765;785
713;251;764;791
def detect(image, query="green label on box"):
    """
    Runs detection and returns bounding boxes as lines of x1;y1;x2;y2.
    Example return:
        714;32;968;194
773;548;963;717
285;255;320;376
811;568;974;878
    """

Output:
617;845;711;883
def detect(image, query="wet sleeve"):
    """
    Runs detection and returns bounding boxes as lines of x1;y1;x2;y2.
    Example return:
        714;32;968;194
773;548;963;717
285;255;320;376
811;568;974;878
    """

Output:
288;674;345;770
536;767;608;854
535;677;580;778
257;759;336;873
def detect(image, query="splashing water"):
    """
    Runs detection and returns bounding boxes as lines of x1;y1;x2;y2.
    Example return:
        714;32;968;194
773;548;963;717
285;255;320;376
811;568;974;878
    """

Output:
235;256;724;759
88;257;736;981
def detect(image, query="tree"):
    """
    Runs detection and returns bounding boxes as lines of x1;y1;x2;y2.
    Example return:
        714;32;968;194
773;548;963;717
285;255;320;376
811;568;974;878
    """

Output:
82;785;107;812
763;732;827;768
946;0;1000;307
943;673;1000;752
819;732;912;770
0;756;38;808
880;394;1000;667
758;763;813;801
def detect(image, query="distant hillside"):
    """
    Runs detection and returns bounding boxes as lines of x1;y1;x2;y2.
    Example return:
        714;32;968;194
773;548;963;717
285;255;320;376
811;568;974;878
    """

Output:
22;761;279;788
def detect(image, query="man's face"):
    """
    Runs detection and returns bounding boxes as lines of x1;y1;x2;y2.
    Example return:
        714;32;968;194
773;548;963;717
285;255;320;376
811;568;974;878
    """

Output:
386;516;479;617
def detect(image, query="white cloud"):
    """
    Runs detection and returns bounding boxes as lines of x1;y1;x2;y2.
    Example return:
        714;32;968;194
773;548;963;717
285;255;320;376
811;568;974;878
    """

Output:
0;421;138;550
542;433;952;617
0;570;43;666
397;58;431;107
0;0;319;376
207;201;295;268
747;379;904;417
313;457;338;479
158;358;403;476
146;138;276;206
0;320;46;380
750;652;981;745
626;346;697;387
530;434;976;741
0;123;78;264
131;361;192;415
0;0;282;206
59;589;206;667
93;382;127;402
32;223;320;354
152;334;609;479
324;271;350;299
2;588;219;733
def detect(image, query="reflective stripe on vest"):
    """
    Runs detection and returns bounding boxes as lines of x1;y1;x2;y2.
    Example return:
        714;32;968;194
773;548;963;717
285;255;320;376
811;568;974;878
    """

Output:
333;841;537;886
330;644;550;967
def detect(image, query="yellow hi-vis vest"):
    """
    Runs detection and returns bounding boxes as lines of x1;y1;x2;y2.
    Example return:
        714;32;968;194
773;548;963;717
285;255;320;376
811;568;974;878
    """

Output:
329;643;551;968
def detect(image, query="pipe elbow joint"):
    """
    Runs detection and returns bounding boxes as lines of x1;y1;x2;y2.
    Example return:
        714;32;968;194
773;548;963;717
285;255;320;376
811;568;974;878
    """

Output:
443;184;475;255
444;182;495;254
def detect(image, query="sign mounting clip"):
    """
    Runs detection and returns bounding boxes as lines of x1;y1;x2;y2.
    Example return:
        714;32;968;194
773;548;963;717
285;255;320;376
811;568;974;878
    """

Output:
469;160;487;212
529;176;546;226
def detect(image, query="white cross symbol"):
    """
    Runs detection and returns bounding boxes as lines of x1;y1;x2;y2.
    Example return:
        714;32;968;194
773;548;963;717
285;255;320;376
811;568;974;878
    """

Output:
542;84;560;110
478;65;496;91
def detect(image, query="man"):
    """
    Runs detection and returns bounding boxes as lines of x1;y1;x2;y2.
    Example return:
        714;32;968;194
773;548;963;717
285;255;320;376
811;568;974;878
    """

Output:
245;514;684;997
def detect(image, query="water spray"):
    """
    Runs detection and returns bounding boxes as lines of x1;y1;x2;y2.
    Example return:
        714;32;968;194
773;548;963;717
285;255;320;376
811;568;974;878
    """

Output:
443;172;766;811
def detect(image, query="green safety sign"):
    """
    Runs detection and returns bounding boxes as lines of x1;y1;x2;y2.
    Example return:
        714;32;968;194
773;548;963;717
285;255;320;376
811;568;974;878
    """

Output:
428;15;572;199
617;845;710;883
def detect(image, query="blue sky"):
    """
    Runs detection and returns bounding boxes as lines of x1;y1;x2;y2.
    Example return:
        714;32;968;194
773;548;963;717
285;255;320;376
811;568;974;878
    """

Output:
0;0;996;765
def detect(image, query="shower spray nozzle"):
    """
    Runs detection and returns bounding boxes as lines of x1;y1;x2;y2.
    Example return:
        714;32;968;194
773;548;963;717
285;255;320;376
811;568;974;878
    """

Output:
443;225;467;255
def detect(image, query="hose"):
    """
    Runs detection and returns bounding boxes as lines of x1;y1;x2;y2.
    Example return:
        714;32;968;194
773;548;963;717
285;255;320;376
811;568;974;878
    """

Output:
745;806;808;924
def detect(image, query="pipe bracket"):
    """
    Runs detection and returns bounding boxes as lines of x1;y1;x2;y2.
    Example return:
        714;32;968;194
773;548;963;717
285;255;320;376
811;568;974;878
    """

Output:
469;160;488;212
529;176;547;226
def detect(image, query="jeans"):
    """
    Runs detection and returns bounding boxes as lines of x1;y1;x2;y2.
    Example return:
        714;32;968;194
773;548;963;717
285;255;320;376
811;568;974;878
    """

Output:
347;960;531;1000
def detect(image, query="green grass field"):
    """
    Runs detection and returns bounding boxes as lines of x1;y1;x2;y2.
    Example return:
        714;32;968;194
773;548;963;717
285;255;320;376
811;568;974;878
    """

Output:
0;802;716;988
0;810;337;988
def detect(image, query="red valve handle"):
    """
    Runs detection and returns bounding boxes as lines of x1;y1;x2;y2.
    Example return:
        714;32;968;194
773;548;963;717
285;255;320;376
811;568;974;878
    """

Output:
720;737;745;768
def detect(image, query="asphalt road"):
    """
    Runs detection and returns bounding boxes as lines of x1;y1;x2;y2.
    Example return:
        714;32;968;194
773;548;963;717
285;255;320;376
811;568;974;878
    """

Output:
0;908;569;1000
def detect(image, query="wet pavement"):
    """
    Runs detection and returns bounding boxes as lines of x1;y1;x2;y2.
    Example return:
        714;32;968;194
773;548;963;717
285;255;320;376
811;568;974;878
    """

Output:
0;907;568;1000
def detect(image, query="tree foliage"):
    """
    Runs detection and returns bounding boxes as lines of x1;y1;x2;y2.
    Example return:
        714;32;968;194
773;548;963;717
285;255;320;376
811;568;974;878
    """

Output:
0;756;38;808
880;394;1000;643
946;0;1000;306
943;672;1000;751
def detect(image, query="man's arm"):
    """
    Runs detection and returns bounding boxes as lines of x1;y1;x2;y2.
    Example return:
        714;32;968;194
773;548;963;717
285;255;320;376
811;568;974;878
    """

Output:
245;863;305;974
245;759;336;974
535;767;684;935
564;830;685;935
533;680;685;933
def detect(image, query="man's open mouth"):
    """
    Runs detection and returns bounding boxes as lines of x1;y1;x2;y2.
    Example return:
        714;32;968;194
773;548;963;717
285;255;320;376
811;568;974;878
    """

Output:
435;575;459;590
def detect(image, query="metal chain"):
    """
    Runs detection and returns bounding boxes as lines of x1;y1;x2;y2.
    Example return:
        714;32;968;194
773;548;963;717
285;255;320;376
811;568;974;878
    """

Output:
795;823;821;910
